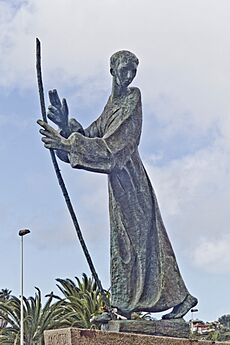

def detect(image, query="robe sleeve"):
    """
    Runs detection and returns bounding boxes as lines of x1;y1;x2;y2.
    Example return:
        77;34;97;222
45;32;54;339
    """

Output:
84;118;102;138
55;104;107;163
68;88;142;174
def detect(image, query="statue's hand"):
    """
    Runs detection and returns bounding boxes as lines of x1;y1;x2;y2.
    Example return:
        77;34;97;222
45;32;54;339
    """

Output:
37;120;71;152
47;89;69;132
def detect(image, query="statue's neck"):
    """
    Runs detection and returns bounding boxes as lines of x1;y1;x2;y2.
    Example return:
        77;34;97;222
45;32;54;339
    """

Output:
111;78;128;101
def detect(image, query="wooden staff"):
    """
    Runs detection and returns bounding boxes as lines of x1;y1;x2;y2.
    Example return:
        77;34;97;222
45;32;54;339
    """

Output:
35;38;110;309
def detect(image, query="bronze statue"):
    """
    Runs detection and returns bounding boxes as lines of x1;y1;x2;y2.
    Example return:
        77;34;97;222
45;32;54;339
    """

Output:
38;50;197;319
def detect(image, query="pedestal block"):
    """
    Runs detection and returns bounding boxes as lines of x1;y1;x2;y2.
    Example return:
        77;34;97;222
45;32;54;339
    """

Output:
44;328;230;345
107;319;190;338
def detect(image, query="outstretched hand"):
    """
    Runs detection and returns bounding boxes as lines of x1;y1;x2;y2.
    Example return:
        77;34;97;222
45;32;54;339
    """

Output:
37;120;71;152
47;89;69;131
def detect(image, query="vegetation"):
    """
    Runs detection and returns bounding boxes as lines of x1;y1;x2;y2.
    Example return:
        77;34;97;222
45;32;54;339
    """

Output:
55;273;110;329
0;288;69;345
218;314;230;329
191;315;230;342
0;289;11;329
0;289;11;301
205;330;221;342
0;274;109;344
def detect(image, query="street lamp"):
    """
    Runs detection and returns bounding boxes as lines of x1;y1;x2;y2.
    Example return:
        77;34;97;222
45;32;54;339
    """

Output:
191;308;199;321
190;308;199;334
19;229;30;345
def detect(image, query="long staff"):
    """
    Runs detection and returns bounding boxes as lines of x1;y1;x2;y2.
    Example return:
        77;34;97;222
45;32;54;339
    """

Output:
35;38;110;309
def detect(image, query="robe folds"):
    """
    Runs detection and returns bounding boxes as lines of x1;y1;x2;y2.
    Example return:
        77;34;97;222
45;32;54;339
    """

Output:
67;87;189;313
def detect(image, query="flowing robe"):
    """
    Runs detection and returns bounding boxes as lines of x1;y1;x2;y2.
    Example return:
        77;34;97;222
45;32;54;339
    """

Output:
66;87;189;313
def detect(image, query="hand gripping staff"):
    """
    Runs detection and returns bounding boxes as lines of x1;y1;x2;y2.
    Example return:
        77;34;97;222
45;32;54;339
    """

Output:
35;38;110;310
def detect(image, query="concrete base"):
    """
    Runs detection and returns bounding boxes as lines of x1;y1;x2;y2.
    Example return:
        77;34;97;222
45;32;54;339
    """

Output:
44;328;230;345
107;319;190;338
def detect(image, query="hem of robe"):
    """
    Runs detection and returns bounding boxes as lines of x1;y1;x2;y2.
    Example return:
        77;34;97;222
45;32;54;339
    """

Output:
111;291;189;314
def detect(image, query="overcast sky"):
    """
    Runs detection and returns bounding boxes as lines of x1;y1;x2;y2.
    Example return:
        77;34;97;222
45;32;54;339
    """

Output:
0;0;230;322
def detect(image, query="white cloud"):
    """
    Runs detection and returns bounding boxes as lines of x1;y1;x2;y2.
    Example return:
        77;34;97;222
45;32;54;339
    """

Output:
192;236;230;274
144;136;230;274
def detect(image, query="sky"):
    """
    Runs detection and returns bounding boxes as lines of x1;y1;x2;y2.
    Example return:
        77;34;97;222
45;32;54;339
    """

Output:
0;0;230;322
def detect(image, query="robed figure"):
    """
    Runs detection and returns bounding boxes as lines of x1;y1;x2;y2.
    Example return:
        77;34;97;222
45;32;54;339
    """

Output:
38;50;197;319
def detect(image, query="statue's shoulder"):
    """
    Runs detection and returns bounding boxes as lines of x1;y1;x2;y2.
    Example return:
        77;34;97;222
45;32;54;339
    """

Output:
129;87;141;97
128;87;141;105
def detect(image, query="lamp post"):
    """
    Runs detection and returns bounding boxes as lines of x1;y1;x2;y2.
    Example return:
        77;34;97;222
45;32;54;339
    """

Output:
190;308;199;334
191;308;199;321
19;229;30;345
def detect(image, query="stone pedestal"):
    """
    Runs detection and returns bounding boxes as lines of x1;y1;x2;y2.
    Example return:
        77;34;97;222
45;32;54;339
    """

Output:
107;319;190;338
44;328;230;345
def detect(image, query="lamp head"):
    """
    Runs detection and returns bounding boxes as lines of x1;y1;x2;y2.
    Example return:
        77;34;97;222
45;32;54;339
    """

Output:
19;229;30;237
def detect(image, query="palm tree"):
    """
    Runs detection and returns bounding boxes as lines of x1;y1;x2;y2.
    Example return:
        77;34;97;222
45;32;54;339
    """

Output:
0;288;68;345
0;289;11;300
55;273;110;329
0;274;110;343
0;289;11;329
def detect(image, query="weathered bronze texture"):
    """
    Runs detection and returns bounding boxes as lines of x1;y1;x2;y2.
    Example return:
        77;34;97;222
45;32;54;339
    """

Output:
38;50;197;319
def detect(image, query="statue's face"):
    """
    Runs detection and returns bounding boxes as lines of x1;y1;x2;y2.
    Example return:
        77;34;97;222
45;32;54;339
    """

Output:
114;61;137;87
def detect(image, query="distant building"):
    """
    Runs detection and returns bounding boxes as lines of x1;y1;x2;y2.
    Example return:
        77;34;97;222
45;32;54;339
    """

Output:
191;320;220;334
